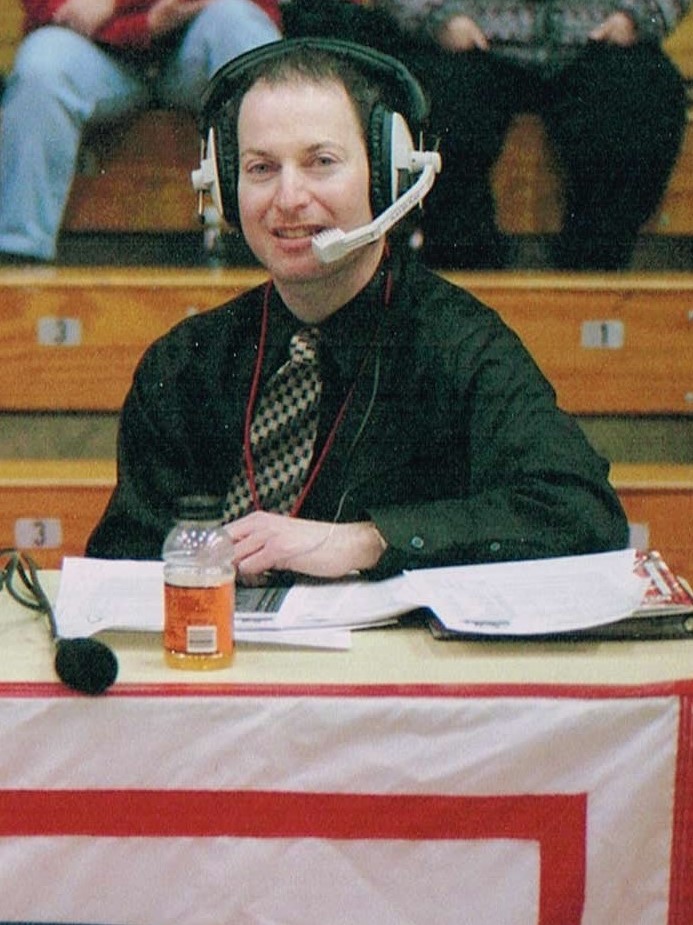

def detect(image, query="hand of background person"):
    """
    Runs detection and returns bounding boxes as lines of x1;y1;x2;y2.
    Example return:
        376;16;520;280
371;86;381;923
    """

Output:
589;12;638;45
226;511;388;580
436;14;489;52
52;0;116;37
147;0;213;38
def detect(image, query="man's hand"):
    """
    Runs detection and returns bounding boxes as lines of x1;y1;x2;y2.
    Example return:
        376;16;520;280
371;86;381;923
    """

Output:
52;0;116;37
589;12;638;46
226;511;388;580
436;14;489;52
147;0;213;38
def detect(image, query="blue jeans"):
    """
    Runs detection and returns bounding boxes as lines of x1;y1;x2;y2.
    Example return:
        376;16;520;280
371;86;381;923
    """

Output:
0;0;281;261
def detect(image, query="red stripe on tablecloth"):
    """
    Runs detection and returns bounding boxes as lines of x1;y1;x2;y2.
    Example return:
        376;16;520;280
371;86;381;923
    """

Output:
669;691;693;925
1;680;692;699
0;789;586;925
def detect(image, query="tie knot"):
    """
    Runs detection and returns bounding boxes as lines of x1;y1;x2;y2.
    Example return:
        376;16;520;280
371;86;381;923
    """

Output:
289;327;320;365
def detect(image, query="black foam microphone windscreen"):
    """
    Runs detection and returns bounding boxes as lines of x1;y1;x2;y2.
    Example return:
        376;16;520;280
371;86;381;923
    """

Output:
54;636;119;696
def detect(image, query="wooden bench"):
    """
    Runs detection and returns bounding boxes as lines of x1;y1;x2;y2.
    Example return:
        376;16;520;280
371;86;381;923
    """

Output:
1;458;690;580
63;108;693;236
493;114;693;236
610;463;693;583
444;271;693;414
0;459;115;569
0;267;266;411
1;267;691;414
65;111;201;233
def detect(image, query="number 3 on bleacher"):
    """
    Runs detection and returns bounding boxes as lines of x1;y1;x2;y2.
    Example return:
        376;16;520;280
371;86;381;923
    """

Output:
14;518;63;549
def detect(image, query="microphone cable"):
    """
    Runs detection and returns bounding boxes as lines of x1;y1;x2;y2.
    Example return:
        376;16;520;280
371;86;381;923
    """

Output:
0;548;118;695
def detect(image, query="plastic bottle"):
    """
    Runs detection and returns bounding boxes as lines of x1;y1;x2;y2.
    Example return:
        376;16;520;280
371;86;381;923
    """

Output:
162;495;235;670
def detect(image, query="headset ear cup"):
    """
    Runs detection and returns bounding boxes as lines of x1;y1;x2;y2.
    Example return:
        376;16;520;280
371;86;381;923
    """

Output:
368;103;394;217
211;114;240;227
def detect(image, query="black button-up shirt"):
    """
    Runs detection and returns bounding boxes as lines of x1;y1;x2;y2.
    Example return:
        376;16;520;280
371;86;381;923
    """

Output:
87;250;628;574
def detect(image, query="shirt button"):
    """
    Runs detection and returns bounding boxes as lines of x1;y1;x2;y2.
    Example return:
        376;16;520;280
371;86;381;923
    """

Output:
410;535;425;550
489;541;502;553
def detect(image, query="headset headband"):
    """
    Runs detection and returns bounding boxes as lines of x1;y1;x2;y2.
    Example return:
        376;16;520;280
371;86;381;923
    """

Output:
199;37;429;133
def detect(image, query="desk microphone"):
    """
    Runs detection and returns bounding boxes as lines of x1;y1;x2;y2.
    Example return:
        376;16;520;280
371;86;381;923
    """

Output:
1;550;118;695
53;636;118;696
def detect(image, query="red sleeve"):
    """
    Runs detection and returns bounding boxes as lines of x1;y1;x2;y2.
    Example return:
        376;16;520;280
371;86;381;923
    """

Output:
95;0;282;48
95;11;153;48
21;0;152;35
23;0;282;47
250;0;282;29
21;0;65;32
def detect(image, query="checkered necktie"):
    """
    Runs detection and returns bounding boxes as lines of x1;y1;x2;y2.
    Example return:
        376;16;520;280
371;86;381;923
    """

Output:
225;328;323;518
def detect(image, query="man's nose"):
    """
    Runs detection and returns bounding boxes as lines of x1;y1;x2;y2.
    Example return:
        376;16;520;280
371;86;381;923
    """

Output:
274;166;310;210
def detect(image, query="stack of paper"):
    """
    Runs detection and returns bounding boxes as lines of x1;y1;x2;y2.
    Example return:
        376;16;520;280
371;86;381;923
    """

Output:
53;549;654;649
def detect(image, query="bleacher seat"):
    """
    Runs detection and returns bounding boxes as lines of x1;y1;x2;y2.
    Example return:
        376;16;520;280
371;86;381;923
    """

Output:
1;267;691;414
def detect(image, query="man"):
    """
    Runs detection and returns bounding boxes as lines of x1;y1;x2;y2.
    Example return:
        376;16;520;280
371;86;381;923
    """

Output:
281;0;688;270
0;0;282;265
87;38;628;580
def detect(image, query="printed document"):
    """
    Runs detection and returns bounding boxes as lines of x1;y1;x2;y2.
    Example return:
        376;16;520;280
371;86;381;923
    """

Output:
54;549;645;645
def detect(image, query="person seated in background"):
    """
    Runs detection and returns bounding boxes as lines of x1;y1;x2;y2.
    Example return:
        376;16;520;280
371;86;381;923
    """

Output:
87;37;628;581
0;0;282;266
280;0;688;270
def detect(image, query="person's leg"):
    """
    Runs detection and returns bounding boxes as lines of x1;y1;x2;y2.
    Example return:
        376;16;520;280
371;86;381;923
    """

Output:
0;26;150;262
543;44;686;270
408;49;519;268
155;0;281;111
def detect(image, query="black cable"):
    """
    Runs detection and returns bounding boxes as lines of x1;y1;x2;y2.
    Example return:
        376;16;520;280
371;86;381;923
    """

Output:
0;549;118;695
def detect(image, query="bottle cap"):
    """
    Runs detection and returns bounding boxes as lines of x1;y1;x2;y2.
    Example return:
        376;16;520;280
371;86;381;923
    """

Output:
174;495;226;521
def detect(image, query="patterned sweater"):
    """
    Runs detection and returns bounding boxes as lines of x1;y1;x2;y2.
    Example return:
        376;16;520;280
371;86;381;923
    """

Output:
364;0;690;67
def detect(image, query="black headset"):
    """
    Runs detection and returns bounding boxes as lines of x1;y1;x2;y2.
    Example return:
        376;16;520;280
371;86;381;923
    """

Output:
193;37;431;227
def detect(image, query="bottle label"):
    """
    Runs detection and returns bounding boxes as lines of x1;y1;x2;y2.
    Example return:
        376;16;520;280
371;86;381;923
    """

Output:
164;583;234;657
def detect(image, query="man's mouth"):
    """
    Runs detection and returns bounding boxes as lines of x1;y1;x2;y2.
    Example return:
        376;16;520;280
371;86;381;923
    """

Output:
273;226;325;240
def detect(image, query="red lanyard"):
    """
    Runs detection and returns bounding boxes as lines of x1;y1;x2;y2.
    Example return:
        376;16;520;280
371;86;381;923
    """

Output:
243;269;393;517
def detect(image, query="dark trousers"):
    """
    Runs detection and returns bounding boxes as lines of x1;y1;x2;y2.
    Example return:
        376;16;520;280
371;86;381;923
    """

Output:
409;43;686;269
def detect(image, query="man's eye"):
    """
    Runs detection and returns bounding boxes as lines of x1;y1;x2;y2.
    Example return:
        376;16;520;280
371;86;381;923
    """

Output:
246;162;273;177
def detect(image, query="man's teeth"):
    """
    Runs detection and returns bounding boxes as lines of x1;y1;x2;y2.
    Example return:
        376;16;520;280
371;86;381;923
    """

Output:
276;228;318;239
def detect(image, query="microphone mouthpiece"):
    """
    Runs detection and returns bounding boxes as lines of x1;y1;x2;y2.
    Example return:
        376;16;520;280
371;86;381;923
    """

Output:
311;228;353;263
54;637;119;696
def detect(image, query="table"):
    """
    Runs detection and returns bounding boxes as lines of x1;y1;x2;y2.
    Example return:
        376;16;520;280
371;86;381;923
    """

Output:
1;571;692;925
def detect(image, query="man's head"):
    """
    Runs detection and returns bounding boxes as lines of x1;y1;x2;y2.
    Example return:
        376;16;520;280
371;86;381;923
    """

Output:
196;38;430;228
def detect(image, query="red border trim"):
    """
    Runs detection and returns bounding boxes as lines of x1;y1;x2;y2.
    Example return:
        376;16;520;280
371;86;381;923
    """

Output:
0;790;586;925
669;691;693;925
1;680;692;699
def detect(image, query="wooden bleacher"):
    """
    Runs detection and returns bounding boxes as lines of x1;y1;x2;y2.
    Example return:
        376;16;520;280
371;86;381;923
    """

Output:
1;267;691;414
610;463;693;582
0;459;115;569
0;267;266;411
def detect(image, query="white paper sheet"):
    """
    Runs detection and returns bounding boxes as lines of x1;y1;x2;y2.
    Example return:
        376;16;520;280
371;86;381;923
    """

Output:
400;549;644;635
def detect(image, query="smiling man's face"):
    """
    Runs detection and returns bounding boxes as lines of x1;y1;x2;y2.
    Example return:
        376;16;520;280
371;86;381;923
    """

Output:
237;76;377;294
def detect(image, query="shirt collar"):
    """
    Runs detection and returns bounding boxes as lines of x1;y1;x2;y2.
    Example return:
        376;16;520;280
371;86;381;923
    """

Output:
268;254;397;381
